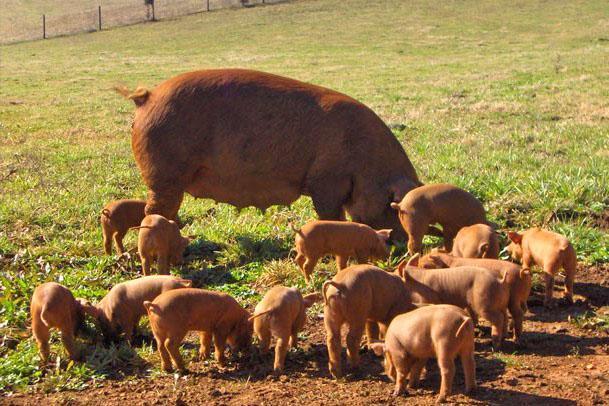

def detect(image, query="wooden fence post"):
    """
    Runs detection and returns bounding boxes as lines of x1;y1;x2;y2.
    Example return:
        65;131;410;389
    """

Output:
152;0;156;21
42;14;46;39
98;6;102;30
207;0;210;11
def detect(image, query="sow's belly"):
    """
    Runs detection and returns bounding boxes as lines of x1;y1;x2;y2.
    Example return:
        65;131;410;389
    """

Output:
184;166;303;210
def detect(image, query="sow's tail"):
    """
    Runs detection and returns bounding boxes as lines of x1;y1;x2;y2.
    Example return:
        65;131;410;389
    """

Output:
114;86;150;107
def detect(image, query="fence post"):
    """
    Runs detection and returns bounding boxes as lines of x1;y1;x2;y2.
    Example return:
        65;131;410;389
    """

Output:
152;0;156;21
207;0;210;12
42;14;46;39
98;6;102;30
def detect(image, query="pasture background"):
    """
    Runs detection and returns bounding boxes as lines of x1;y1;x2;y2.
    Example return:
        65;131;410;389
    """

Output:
1;0;608;399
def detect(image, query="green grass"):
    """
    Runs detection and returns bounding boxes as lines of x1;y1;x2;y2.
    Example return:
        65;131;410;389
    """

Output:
1;0;608;393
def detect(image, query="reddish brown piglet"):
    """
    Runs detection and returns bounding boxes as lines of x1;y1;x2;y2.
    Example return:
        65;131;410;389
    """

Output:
249;286;321;372
30;282;96;363
100;199;146;255
507;227;576;307
417;252;532;343
451;223;499;259
86;275;191;342
135;214;190;275
370;304;476;403
293;220;391;283
144;289;252;373
390;184;487;254
322;264;416;378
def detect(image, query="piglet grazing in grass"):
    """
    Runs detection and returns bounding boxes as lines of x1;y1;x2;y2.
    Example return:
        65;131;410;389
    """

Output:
292;220;392;283
30;282;96;364
249;286;321;373
100;199;146;255
143;289;252;373
390;184;487;255
507;227;577;307
370;304;476;403
322;264;417;378
451;223;499;259
86;275;191;343
417;252;532;343
135;214;190;275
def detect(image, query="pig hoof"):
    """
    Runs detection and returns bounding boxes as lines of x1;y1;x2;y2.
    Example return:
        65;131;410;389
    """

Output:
435;395;447;404
392;389;406;397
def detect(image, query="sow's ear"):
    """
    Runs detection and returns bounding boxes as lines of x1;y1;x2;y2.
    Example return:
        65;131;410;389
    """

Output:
507;231;523;244
369;341;386;356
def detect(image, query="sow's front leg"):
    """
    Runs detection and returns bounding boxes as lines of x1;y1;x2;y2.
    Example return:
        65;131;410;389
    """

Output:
145;188;184;220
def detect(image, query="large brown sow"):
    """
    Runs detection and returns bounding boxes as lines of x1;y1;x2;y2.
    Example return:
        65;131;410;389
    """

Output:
117;69;421;240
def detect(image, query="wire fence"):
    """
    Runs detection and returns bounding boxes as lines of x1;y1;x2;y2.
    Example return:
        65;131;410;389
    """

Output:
0;0;286;45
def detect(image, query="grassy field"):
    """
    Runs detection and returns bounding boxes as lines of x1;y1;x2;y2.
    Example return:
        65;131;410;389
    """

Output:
1;0;608;395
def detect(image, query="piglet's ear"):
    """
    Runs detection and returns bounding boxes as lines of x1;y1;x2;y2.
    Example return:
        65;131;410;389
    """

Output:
376;229;392;241
390;202;401;211
76;299;99;318
507;231;523;244
369;342;386;356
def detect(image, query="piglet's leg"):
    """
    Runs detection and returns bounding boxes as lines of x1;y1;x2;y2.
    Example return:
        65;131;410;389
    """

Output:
345;322;365;370
140;254;151;276
273;332;290;373
460;350;476;393
199;332;212;360
61;326;79;361
335;255;348;270
165;337;186;373
113;232;126;255
563;254;576;303
391;353;413;396
407;358;427;389
302;257;318;284
365;321;380;347
437;353;455;403
157;254;170;275
212;332;228;366
33;320;50;364
156;335;172;372
484;311;505;350
324;310;343;379
543;270;556;308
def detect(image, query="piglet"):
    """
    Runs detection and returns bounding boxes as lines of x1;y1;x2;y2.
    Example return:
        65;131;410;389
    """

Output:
323;264;416;378
451;223;499;259
397;256;510;349
87;275;191;342
250;286;321;372
507;227;576;307
135;214;190;275
293;220;391;283
370;304;476;403
390;183;487;254
30;282;95;363
143;288;252;373
100;199;146;255
417;252;531;343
